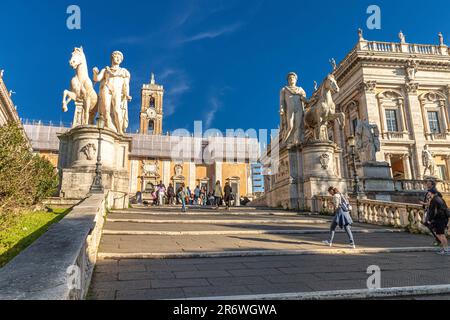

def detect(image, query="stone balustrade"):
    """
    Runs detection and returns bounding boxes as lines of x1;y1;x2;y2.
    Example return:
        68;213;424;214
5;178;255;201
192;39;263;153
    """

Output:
312;196;428;233
0;193;109;300
363;40;447;56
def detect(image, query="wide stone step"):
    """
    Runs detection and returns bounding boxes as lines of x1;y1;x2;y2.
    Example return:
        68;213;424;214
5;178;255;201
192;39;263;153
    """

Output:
89;252;450;300
97;232;433;257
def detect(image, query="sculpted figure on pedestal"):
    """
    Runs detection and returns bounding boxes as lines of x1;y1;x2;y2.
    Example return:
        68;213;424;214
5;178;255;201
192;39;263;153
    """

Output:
62;47;98;127
93;51;132;135
280;72;308;145
355;120;380;163
422;145;436;177
304;73;344;142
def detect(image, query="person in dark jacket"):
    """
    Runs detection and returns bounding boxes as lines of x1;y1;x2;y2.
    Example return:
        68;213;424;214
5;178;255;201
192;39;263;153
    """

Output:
224;182;233;210
420;180;442;246
427;189;449;255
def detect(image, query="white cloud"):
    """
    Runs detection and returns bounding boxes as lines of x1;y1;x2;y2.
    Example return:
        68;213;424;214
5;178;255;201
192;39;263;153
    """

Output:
178;22;243;44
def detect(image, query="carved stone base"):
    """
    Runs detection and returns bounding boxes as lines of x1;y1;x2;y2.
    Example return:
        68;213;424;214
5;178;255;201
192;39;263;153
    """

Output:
358;162;395;200
57;125;132;208
302;141;338;179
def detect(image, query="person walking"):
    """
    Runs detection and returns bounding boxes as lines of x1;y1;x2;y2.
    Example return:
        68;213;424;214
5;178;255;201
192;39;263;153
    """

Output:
214;180;223;209
200;186;207;206
224;182;233;210
427;189;450;255
157;181;166;206
194;186;200;205
421;180;442;246
167;183;175;206
178;185;187;213
323;187;356;249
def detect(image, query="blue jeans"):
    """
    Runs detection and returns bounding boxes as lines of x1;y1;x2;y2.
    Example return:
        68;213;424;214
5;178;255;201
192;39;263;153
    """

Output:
181;198;186;212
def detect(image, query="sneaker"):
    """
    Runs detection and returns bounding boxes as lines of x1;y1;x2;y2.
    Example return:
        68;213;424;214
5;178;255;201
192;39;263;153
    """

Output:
437;249;446;255
349;244;356;249
322;240;332;247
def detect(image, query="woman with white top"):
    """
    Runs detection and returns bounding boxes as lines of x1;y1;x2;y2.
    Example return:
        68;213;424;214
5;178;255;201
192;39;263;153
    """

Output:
323;186;356;249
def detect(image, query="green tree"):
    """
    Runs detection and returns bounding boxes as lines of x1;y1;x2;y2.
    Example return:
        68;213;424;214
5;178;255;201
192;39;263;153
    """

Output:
0;122;58;226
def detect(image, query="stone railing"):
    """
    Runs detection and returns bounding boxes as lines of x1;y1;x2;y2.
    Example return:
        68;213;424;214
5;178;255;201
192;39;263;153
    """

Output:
348;198;427;232
393;180;450;193
363;40;447;56
312;196;428;232
0;193;109;300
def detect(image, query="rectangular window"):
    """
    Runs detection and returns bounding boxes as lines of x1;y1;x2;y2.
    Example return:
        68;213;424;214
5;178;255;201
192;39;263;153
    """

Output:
385;110;399;132
428;111;441;133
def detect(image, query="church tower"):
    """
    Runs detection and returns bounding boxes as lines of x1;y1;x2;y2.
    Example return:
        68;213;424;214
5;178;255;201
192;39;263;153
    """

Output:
140;73;164;135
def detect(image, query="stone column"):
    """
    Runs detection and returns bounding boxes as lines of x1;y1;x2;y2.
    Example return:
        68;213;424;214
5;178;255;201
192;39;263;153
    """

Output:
385;153;393;177
214;161;222;185
189;162;196;189
445;155;450;180
405;82;427;179
288;147;300;210
162;160;171;186
401;154;412;180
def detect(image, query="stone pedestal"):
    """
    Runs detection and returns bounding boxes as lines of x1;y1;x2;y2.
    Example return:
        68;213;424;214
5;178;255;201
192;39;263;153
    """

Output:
57;126;132;208
358;161;395;200
302;141;348;210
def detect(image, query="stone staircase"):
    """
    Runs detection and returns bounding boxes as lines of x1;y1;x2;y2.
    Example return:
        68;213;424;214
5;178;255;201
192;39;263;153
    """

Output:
89;206;450;300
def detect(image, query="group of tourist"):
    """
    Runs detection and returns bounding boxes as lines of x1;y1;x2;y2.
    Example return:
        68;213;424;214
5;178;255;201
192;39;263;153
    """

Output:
136;180;237;212
322;180;450;255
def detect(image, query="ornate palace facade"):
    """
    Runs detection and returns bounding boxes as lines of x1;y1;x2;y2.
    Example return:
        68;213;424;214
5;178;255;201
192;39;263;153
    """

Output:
333;31;450;182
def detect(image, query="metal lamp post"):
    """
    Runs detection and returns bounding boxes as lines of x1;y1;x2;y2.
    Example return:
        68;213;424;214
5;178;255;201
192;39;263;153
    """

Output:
90;115;105;194
347;136;363;221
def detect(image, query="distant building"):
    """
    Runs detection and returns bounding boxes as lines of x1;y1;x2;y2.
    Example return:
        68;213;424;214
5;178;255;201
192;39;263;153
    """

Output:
251;163;265;196
0;72;20;126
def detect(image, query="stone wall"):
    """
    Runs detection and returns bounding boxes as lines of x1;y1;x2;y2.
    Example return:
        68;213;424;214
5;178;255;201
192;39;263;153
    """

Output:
0;193;110;300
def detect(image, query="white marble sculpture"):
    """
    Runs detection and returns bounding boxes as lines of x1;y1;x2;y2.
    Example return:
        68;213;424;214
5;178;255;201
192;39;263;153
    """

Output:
422;145;436;177
355;120;381;163
280;72;307;144
62;47;98;127
304;73;344;142
93;51;132;135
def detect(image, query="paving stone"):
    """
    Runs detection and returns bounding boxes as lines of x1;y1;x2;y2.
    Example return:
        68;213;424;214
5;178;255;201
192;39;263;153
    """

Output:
207;276;270;286
151;278;210;289
116;288;185;300
174;270;231;279
183;285;253;298
93;279;152;291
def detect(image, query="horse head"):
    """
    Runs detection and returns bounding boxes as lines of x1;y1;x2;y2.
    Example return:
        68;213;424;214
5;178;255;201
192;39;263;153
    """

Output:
324;74;340;94
69;47;86;70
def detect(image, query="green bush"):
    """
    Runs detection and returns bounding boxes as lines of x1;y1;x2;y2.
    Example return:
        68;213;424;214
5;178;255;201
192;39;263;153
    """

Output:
0;122;59;227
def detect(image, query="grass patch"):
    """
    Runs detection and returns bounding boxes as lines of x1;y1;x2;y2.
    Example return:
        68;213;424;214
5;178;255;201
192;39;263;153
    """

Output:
0;208;70;268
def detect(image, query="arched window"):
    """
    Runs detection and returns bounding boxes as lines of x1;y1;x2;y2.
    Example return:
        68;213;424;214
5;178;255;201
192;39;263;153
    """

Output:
149;96;156;109
148;120;154;135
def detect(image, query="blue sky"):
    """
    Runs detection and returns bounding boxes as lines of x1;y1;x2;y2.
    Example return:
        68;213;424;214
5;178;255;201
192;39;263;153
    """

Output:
2;0;450;133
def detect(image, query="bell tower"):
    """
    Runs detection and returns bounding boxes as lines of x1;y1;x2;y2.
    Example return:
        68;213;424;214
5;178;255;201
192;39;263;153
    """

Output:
140;73;164;135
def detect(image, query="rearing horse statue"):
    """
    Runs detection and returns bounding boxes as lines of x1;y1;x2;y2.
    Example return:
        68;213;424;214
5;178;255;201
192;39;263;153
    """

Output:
62;47;98;126
304;73;344;142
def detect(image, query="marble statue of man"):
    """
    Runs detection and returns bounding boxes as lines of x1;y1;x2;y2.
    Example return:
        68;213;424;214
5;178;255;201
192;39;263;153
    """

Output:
422;145;436;177
280;72;308;144
356;120;380;163
93;51;132;135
